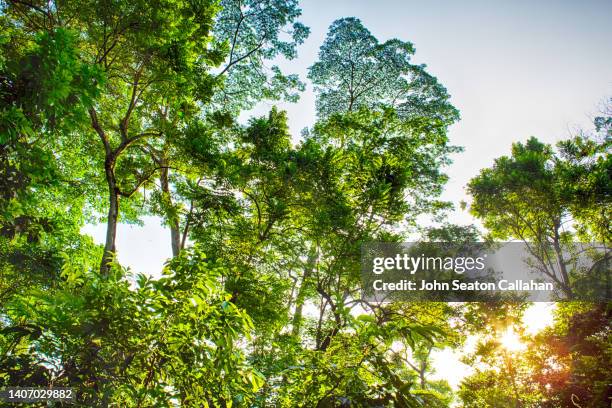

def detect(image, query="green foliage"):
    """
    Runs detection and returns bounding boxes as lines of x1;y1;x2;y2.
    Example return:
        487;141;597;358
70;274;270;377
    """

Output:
1;248;257;407
308;17;459;127
0;16;106;311
211;0;309;112
6;1;608;407
468;132;610;244
463;110;611;407
526;302;612;407
459;302;612;408
467;130;611;298
458;303;542;407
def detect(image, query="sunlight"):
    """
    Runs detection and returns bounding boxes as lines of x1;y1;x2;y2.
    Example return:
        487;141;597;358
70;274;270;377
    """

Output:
523;303;556;335
500;327;526;352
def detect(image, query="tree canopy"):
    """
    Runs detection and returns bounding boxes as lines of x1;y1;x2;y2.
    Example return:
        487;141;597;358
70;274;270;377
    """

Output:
0;1;609;407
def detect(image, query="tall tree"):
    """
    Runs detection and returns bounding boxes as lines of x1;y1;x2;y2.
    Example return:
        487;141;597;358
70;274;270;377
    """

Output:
212;18;462;404
308;17;458;126
2;0;229;272
149;0;309;257
295;17;461;359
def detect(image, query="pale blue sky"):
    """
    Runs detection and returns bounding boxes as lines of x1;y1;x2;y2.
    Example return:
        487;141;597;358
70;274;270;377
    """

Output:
84;0;612;274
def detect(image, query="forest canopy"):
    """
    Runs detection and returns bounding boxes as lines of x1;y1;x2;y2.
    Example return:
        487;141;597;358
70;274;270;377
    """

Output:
0;0;610;407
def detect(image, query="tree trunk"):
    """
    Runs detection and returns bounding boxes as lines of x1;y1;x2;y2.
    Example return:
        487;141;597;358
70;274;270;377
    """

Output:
101;160;119;274
291;248;317;336
419;356;431;390
160;167;181;257
552;222;573;298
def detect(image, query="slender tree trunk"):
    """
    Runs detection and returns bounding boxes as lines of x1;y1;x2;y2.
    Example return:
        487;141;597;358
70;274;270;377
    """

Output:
101;159;119;274
552;222;573;298
169;221;181;257
419;346;432;389
160;167;181;257
419;367;426;389
291;248;317;336
90;107;119;275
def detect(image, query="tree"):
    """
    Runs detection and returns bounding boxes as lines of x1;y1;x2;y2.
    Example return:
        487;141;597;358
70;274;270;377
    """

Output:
179;16;463;403
1;247;260;406
2;0;228;273
0;12;112;397
526;302;612;407
458;302;544;408
148;0;309;258
0;13;105;302
0;1;304;403
458;302;612;408
2;0;311;271
308;17;458;126
242;18;461;403
556;101;611;244
467;129;611;298
211;0;309;113
463;106;611;407
1;4;470;406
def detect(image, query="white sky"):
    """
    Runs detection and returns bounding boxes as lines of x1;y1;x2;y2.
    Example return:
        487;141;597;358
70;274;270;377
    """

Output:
82;0;609;392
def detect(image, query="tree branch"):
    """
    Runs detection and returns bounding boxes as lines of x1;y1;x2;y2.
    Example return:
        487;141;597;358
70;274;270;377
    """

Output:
89;107;111;157
217;37;266;78
120;65;145;140
117;166;169;198
8;0;53;24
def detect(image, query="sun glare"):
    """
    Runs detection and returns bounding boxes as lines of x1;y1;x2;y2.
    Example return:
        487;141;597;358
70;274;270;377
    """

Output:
523;303;556;335
500;328;526;352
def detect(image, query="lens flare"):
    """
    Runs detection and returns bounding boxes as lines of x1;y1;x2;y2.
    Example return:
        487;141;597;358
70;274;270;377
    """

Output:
500;328;525;352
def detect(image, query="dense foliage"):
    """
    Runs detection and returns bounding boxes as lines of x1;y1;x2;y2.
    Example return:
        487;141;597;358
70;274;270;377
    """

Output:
0;1;609;407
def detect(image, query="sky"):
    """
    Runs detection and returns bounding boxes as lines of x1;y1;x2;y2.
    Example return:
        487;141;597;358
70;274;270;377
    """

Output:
81;0;611;395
